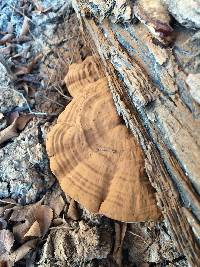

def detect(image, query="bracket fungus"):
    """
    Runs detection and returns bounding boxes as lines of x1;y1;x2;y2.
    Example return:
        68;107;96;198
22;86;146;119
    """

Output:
46;56;161;222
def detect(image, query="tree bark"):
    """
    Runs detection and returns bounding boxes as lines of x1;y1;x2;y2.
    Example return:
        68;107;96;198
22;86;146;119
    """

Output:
72;2;200;266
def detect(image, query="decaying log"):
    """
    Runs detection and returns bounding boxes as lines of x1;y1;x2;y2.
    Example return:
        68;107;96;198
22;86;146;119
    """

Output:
72;1;200;266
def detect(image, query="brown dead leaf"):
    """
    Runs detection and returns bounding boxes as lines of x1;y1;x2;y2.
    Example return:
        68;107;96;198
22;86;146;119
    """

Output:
0;201;17;219
48;195;65;217
0;230;14;256
0;45;12;57
10;198;43;222
0;34;13;45
0;199;17;218
13;221;30;243
32;205;53;236
11;44;31;60
8;239;37;265
13;36;32;43
12;204;53;241
67;199;79;220
14;54;42;76
24;221;41;238
7;111;19;125
23;84;36;98
20;16;29;37
0;199;16;205
32;0;44;13
0;114;33;145
32;0;52;13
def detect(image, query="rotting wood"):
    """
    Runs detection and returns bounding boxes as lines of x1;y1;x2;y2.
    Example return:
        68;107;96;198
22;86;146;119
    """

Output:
71;2;200;265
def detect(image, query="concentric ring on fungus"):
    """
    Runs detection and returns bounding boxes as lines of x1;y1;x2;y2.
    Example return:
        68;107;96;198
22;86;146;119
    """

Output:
46;56;161;222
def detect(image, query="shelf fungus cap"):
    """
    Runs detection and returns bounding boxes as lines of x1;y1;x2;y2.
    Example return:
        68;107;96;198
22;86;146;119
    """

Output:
46;56;161;222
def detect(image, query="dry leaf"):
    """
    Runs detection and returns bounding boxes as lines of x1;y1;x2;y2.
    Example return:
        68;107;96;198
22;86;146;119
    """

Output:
48;195;65;217
0;199;16;205
0;202;17;219
11;45;31;60
0;230;14;256
0;114;33;145
67;199;79;220
13;36;32;43
13;221;30;243
20;16;30;37
7;111;19;125
8;239;37;265
24;221;41;238
13;205;53;241
14;54;42;76
23;84;36;98
32;205;53;236
134;0;173;44
10;198;43;222
0;45;12;57
0;34;13;45
32;0;45;13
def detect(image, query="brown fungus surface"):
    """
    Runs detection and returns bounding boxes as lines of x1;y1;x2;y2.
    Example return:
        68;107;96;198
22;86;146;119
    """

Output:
46;56;161;222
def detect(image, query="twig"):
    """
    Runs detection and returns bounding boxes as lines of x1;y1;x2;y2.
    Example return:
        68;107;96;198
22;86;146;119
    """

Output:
8;3;35;26
128;230;149;246
42;95;65;107
52;85;72;101
13;89;47;116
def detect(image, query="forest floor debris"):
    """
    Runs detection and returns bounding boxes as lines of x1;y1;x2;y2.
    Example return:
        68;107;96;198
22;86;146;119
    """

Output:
0;0;188;266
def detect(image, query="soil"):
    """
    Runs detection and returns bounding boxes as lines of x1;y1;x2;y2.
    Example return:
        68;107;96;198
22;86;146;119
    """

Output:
0;1;188;266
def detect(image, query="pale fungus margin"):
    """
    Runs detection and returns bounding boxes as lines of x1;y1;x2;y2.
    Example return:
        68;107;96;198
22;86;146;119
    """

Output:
46;56;161;222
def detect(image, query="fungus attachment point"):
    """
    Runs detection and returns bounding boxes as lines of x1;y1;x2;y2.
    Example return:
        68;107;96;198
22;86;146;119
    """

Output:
46;56;161;222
